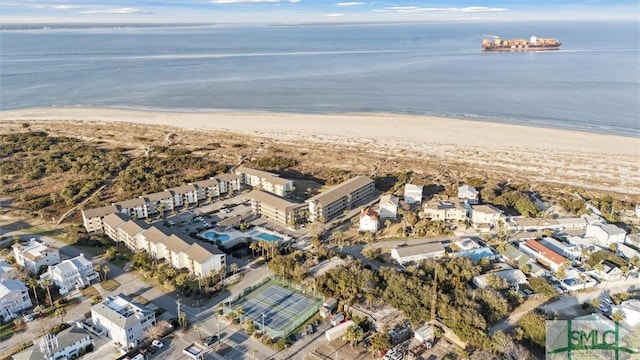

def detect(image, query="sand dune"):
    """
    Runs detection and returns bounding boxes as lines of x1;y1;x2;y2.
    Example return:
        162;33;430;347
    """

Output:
1;106;639;194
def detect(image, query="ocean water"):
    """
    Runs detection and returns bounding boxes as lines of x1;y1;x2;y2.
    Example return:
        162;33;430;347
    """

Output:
1;21;638;137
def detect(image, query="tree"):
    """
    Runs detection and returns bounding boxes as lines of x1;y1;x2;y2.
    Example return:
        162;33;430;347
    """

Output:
590;298;601;309
179;311;188;329
26;277;40;305
345;325;364;347
612;311;626;323
41;278;53;306
94;265;103;281
236;307;245;323
33;304;44;315
102;265;110;281
384;219;392;230
230;263;239;276
55;306;66;324
369;329;392;354
362;231;375;247
244;318;255;335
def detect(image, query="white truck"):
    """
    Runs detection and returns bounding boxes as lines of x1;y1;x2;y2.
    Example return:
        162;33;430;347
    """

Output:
325;320;354;342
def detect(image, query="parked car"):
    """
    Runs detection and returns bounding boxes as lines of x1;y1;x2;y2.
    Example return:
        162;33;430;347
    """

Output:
221;208;232;214
204;335;218;347
22;314;34;323
601;298;614;307
152;339;164;349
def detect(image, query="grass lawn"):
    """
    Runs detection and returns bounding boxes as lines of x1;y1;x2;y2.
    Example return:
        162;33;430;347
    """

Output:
73;245;106;257
81;286;100;298
111;245;133;268
0;321;16;341
101;279;121;292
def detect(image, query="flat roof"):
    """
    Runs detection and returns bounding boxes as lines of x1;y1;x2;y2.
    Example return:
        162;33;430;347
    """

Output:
82;205;118;219
248;190;302;211
394;242;445;258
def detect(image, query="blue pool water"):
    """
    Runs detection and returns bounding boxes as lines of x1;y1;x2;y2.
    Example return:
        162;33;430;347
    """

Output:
203;231;230;242
256;233;281;242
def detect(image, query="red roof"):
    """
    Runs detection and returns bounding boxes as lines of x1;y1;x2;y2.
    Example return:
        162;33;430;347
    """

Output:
360;207;379;220
524;239;566;265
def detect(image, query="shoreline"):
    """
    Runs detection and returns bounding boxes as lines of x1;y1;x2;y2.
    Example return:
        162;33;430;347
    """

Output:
1;106;639;195
1;106;637;156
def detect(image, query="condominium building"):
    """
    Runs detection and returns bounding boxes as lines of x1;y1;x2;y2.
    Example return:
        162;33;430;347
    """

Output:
236;166;293;197
82;205;119;233
248;190;306;226
307;176;375;223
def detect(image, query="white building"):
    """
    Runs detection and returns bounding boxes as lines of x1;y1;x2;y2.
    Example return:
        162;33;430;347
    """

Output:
391;242;445;265
306;176;375;223
611;299;640;328
13;325;94;360
538;237;581;261
519;239;566;272
457;185;479;205
0;280;32;321
359;207;379;234
585;222;627;247
82;205;118;233
114;198;147;220
235;166;294;197
423;201;468;222
40;254;98;295
378;195;399;219
470;205;503;228
616;243;640;261
12;239;60;274
91;294;156;350
181;242;227;279
403;184;423;205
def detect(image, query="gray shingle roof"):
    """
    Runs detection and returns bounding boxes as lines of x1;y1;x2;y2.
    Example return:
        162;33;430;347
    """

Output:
82;205;118;219
394;242;445;258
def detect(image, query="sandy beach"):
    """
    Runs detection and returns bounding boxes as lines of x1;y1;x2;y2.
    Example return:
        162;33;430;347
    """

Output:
1;107;639;194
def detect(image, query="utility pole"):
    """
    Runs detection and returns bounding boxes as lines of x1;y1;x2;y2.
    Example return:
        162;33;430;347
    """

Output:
176;299;182;327
262;313;266;335
216;314;220;349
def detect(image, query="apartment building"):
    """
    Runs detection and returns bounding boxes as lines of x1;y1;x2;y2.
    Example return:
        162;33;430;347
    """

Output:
235;166;293;197
82;205;119;233
248;190;306;226
307;176;375;223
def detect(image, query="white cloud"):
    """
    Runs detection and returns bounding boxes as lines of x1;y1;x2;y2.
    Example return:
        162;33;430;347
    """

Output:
382;6;508;13
325;13;345;17
80;7;146;14
210;0;280;3
288;0;302;3
33;4;83;10
337;2;366;6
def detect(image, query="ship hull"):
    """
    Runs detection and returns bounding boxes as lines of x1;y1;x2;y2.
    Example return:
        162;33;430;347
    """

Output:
483;45;561;51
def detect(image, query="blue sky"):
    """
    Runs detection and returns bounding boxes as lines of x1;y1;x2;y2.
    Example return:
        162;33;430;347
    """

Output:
1;0;638;23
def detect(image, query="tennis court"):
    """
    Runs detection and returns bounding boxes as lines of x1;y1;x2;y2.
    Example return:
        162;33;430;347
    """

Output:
228;277;322;337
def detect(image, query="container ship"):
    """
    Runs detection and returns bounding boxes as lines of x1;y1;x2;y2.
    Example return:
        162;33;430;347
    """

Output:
482;36;561;51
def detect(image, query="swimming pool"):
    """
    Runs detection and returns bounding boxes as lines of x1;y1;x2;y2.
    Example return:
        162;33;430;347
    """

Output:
202;231;230;242
255;232;281;242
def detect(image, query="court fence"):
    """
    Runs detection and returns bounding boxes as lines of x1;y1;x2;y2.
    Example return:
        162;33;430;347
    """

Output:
222;275;324;339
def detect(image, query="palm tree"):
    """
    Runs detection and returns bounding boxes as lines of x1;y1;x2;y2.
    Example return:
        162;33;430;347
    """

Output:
26;277;40;305
94;265;103;281
612;311;626;323
237;306;245;323
41;278;53;306
102;265;110;281
249;242;258;257
230;263;239;276
55;306;66;324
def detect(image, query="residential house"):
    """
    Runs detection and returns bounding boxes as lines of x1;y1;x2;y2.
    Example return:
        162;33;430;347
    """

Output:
457;185;479;205
589;260;623;281
585;222;627;247
0;260;18;281
472;269;527;288
403;184;423;205
378;195;399;219
505;217;561;232
248;190;306;226
91;293;156;350
40;254;98;295
422;201;468;222
114;198;147;220
12;239;60;274
12;324;94;360
538;237;581;261
82;205;118;233
391;242;445;265
499;244;532;268
307;176;375;223
555;216;589;230
0;280;32;321
616;243;640;261
454;238;481;251
101;212;130;243
181;242;226;279
359;207;379;233
519;239;567;272
235;166;293;197
470;205;504;229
